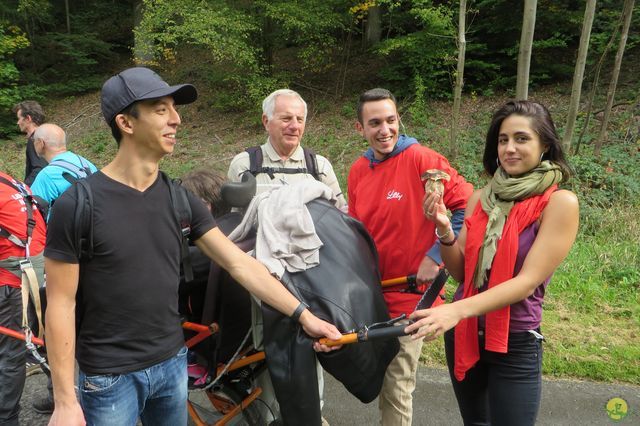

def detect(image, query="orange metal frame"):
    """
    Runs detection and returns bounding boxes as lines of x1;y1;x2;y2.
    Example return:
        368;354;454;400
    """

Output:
182;321;266;426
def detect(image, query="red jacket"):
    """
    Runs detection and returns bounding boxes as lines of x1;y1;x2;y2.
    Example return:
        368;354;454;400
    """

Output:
348;143;472;317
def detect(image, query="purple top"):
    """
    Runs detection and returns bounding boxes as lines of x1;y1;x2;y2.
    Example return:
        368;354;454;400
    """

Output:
454;221;551;332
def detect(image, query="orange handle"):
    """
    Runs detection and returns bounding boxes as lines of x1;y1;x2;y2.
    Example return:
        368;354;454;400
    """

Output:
318;333;359;347
381;274;416;287
381;276;408;286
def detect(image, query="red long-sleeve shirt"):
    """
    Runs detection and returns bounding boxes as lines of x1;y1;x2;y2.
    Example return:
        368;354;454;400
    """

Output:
348;143;472;317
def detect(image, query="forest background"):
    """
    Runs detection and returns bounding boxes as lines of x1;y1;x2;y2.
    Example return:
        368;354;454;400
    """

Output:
1;0;638;384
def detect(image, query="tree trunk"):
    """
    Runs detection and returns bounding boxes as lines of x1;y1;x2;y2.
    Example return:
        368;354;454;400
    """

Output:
133;0;153;64
574;11;622;154
64;0;70;33
450;0;467;160
516;0;537;100
595;0;635;155
365;5;382;46
562;0;596;152
262;16;275;74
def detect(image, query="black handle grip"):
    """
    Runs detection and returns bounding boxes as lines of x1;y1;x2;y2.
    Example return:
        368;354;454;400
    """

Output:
365;325;409;341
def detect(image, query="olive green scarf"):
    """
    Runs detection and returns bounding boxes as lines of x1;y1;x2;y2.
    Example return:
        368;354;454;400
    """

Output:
473;160;563;288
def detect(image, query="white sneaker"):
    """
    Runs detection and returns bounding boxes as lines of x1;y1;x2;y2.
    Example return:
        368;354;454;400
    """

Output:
26;362;42;377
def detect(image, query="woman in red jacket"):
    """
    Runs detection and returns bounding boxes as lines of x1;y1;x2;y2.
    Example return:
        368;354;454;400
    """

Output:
406;100;579;425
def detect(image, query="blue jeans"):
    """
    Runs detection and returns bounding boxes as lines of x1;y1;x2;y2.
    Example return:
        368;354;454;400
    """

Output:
78;346;188;426
445;328;544;426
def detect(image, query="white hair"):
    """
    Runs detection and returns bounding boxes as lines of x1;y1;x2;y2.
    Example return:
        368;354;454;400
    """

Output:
33;123;66;149
262;89;307;122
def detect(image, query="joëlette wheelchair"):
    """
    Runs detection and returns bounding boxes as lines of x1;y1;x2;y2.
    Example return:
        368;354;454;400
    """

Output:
179;174;447;424
180;173;275;425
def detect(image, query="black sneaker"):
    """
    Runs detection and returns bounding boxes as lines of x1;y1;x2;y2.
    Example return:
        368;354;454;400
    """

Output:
32;395;54;415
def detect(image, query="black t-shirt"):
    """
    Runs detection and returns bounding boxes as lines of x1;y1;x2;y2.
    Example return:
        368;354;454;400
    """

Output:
24;134;47;186
45;171;216;374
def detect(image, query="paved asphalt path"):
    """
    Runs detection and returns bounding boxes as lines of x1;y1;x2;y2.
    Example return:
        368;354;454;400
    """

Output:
20;366;639;425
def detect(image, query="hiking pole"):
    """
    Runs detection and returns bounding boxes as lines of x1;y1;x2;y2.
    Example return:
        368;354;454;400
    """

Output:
0;325;50;372
0;325;45;347
318;269;449;347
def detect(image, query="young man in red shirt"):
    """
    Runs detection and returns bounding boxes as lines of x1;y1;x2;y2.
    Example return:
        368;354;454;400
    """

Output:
348;88;472;425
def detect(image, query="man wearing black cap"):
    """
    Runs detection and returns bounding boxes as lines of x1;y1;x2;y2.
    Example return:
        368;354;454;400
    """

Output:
43;67;342;426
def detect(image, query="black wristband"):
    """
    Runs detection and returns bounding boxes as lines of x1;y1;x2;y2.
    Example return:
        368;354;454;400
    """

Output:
440;234;458;246
290;301;309;323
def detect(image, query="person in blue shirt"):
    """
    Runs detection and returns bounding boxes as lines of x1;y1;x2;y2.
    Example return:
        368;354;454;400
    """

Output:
30;123;98;214
28;123;99;414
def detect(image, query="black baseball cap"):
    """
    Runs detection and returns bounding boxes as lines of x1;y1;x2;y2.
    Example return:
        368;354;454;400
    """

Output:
101;67;198;124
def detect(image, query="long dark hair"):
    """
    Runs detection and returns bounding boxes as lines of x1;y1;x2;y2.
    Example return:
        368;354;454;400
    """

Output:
483;100;571;181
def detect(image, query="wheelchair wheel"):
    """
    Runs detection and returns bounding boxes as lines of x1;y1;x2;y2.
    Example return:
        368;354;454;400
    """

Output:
188;382;264;425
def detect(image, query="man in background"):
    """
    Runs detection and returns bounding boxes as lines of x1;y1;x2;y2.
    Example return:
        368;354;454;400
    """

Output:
227;89;347;425
12;101;48;185
27;123;97;414
30;123;98;211
227;89;347;211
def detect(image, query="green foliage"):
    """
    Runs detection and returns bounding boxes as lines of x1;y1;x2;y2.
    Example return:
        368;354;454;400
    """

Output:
2;0;636;123
569;140;640;236
255;0;349;73
136;0;353;109
0;21;30;136
15;0;52;28
464;0;582;90
407;74;431;127
588;1;640;60
136;0;269;109
0;0;132;136
27;32;115;91
376;0;456;98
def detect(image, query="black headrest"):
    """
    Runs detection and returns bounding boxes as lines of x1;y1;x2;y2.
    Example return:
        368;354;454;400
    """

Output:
220;171;256;208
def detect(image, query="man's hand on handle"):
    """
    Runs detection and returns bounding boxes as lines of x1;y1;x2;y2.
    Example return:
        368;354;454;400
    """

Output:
297;309;343;352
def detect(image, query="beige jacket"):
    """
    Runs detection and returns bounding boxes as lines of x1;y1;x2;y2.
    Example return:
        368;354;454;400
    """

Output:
227;141;347;210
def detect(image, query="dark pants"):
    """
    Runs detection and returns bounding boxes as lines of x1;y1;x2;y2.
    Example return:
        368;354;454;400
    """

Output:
444;327;543;426
0;286;25;426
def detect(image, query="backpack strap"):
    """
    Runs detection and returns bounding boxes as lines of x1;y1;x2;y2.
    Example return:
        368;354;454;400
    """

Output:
71;173;193;284
50;155;94;184
302;147;320;181
162;172;194;283
244;145;322;181
245;146;263;177
0;176;37;252
20;256;44;338
74;179;94;261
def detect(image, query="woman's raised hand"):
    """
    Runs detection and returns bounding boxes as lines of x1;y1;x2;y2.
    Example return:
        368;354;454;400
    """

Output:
422;190;449;228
